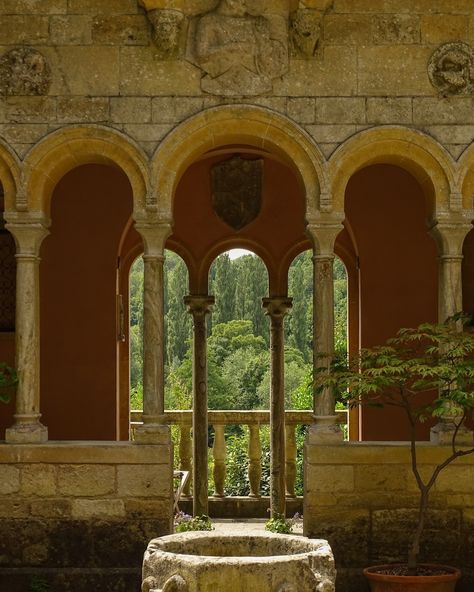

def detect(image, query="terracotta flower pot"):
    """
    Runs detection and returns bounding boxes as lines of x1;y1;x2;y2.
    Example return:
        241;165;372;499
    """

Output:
363;564;461;592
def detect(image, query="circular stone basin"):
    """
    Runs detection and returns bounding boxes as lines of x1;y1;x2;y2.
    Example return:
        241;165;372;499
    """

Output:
142;531;335;592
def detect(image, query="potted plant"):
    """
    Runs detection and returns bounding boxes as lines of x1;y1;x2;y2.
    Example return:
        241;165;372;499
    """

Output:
0;362;17;403
315;315;474;591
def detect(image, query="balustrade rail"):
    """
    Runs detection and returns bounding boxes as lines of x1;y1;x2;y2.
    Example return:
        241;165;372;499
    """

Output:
131;409;347;499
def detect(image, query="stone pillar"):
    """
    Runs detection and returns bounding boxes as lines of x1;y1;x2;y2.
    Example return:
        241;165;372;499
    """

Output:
185;295;214;517
5;219;49;443
430;219;473;444
134;221;171;444
263;297;292;518
307;222;344;444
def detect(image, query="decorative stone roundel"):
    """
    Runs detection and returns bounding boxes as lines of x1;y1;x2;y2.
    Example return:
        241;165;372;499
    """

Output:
0;47;51;96
428;42;474;95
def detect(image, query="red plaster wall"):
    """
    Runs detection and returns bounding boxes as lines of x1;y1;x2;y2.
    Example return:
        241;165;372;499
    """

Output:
344;164;438;441
40;165;132;440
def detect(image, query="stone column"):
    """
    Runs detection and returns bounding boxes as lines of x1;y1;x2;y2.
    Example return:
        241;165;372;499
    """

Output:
263;297;292;518
307;222;344;444
134;221;171;444
185;295;214;517
430;219;473;444
5;218;49;443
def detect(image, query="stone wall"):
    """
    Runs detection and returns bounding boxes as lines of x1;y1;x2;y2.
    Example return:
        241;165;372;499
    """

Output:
304;443;474;592
0;442;173;592
0;0;474;160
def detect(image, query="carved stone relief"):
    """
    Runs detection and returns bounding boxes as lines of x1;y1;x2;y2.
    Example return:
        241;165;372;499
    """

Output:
0;47;51;96
187;0;289;96
428;42;474;95
289;9;321;58
211;156;263;230
147;9;187;58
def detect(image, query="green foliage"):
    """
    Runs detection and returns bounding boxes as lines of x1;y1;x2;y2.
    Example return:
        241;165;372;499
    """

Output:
0;362;17;404
174;512;214;532
265;513;301;534
315;315;474;569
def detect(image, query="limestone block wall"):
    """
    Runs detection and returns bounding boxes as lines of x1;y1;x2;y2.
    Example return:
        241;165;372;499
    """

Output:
304;443;474;592
0;442;173;592
0;0;474;160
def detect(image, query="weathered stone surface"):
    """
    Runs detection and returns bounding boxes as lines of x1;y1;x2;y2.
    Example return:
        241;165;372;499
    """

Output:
354;464;407;491
71;499;125;519
57;97;109;123
117;464;170;497
0;465;20;494
315;97;366;124
21;464;57;496
323;14;373;45
0;16;49;44
366;97;413;124
92;15;149;45
287;97;315;123
0;0;67;13
4;97;56;124
421;14;470;44
305;124;357;144
186;0;289;96
111;97;152;123
57;465;115;496
428;42;474;95
68;0;139;14
372;15;420;44
50;15;93;45
143;532;336;592
414;97;474;124
30;499;72;519
0;48;51;97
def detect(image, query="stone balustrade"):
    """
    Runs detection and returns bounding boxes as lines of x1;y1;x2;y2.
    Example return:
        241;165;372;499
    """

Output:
131;409;347;501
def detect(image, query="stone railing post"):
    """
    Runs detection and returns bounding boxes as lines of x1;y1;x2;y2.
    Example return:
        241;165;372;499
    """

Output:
134;220;171;444
212;423;226;498
5;216;49;443
263;297;292;518
178;424;192;497
307;220;344;444
430;218;474;444
285;423;297;498
185;295;214;517
248;423;262;498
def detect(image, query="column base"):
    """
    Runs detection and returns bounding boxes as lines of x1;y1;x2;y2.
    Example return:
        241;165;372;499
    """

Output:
5;421;48;444
430;421;474;446
307;416;344;444
133;423;170;444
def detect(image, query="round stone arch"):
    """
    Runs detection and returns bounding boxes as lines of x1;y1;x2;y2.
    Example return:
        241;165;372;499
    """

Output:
23;126;150;216
0;138;21;211
150;105;328;221
457;143;474;212
329;126;456;217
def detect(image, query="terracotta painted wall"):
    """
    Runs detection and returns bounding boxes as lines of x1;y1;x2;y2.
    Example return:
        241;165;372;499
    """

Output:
344;164;438;441
463;227;474;319
40;164;133;440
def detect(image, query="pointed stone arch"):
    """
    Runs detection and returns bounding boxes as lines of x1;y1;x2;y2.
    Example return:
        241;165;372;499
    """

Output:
23;126;150;215
329;126;456;217
0;138;21;211
150;104;328;221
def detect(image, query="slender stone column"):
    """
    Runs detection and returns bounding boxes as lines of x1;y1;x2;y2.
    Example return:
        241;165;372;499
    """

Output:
5;219;49;443
212;423;226;497
248;423;262;498
263;297;292;518
307;222;344;444
185;295;214;517
134;221;171;444
430;219;473;444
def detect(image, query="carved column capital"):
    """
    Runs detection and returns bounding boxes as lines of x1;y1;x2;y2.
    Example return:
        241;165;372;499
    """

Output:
430;220;473;257
306;217;344;255
262;297;292;322
4;214;50;257
184;295;215;319
134;220;172;258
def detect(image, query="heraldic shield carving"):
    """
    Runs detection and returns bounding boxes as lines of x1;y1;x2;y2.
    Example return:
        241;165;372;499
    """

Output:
211;156;263;230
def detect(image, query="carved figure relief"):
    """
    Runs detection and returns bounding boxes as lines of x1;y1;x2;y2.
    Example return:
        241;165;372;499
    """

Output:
187;0;289;96
428;42;474;95
147;9;186;59
211;156;263;230
290;9;321;58
0;47;51;96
